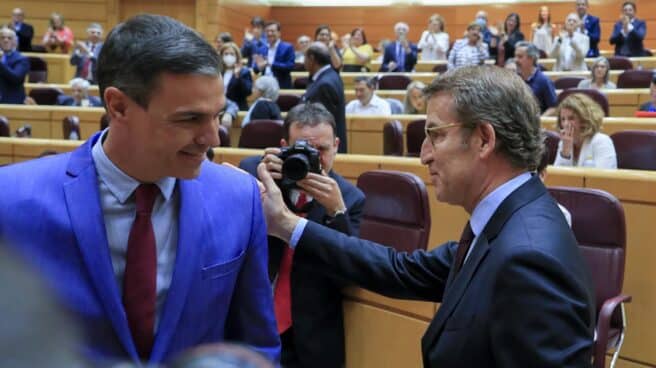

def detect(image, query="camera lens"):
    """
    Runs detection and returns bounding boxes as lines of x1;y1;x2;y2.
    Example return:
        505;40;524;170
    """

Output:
282;153;310;181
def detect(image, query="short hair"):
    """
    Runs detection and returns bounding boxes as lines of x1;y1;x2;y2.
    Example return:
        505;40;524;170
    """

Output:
87;23;103;33
590;57;610;83
69;77;90;90
283;103;336;141
264;20;281;31
622;1;636;11
515;41;540;65
97;14;220;108
253;76;279;101
305;42;331;66
0;27;17;41
250;16;265;28
217;32;233;43
556;93;604;141
350;27;367;45
314;25;331;39
49;12;64;28
394;22;409;33
467;22;482;31
404;81;426;114
423;65;543;170
429;14;446;32
354;76;377;89
504;13;521;33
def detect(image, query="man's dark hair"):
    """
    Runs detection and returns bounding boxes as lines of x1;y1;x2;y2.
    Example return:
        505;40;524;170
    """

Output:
622;1;636;11
283;103;336;141
314;24;331;39
305;42;331;66
250;16;265;28
264;20;281;31
218;32;233;43
97;14;220;108
354;75;377;89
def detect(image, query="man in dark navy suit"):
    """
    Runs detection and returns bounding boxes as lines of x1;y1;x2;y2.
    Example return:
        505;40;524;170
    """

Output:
610;1;647;57
576;0;601;57
9;8;33;52
0;27;29;104
380;22;418;72
258;65;595;368
252;21;295;89
240;102;365;368
302;42;347;153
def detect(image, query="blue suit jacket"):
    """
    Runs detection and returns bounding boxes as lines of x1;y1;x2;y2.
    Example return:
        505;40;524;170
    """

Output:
380;41;418;72
57;94;103;107
70;42;103;84
252;41;295;89
0;50;29;104
302;67;347;153
610;18;647;56
583;15;601;57
0;133;280;364
295;176;594;367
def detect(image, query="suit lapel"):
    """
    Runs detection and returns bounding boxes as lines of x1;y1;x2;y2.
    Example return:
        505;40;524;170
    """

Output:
63;133;139;359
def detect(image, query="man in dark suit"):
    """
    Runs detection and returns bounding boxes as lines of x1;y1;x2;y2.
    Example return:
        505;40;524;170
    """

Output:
70;23;104;85
56;78;103;107
610;1;646;57
576;0;601;57
380;22;418;73
0;27;29;104
301;42;347;153
258;65;595;367
252;21;295;89
9;8;33;52
240;102;365;368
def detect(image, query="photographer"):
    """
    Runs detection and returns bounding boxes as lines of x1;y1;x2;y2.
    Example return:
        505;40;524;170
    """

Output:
239;102;365;368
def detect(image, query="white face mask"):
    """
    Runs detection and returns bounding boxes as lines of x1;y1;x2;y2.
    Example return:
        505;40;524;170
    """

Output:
223;54;237;67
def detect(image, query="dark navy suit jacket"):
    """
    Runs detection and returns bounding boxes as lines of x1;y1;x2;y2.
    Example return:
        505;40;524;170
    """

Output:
57;94;103;107
583;14;601;57
302;67;347;153
0;50;29;104
610;18;647;56
252;41;295;89
225;67;253;111
380;41;418;72
239;155;365;368
294;176;595;368
14;22;34;52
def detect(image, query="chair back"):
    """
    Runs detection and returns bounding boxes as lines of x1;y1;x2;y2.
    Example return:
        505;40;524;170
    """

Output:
357;170;431;252
28;56;48;83
616;70;654;88
432;64;447;73
554;77;584;90
293;77;309;89
406;119;425;157
378;75;411;90
557;89;609;116
28;88;63;105
276;94;301;112
62;115;81;140
543;130;560;165
238;119;284;149
610;130;656;170
218;125;231;147
386;98;404;114
607;57;633;70
0;116;9;137
383;120;403;156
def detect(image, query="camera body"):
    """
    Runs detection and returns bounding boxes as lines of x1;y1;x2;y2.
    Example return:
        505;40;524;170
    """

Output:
277;140;321;189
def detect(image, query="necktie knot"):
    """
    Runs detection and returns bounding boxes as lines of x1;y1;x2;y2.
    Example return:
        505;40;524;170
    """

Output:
135;184;159;214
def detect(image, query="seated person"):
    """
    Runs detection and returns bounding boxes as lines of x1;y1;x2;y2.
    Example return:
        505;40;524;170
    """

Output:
554;93;617;169
242;75;282;127
403;81;427;114
577;57;616;90
345;76;391;115
341;28;373;72
515;41;557;116
638;75;656;112
57;78;103;107
42;12;74;53
549;13;589;71
447;22;489;70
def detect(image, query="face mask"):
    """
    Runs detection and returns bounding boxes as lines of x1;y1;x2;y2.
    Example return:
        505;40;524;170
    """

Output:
223;54;236;67
475;17;487;28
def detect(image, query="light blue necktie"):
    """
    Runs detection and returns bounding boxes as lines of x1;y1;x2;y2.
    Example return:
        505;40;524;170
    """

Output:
396;43;405;71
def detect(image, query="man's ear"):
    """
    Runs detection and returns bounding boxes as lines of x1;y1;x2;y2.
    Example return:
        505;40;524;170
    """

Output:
478;122;497;158
103;87;129;124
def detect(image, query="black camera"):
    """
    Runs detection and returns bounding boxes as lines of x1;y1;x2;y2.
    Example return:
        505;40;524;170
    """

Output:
277;140;321;189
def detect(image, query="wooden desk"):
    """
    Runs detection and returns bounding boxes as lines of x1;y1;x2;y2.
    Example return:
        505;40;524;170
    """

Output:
23;52;77;84
0;105;103;140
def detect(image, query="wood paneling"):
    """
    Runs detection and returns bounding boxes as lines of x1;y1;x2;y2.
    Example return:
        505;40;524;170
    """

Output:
119;0;195;28
207;1;270;44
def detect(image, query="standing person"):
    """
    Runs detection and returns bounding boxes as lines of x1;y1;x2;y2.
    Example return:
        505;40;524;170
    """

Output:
301;42;347;153
500;13;525;64
314;25;342;70
418;14;449;61
9;8;33;52
341;27;374;72
474;11;498;59
239;102;365;368
257;65;594;367
252;21;295;89
241;17;267;67
380;22;418;73
218;42;252;111
515;41;557;116
531;6;553;55
576;0;601;57
70;23;104;85
0;27;29;104
577;57;617;89
42;12;74;53
609;1;647;57
0;14;280;365
550;13;589;72
447;22;488;70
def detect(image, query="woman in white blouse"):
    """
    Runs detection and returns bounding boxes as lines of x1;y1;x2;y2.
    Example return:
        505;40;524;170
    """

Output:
550;13;589;71
531;6;553;55
418;14;449;61
554;93;617;169
577;57;617;89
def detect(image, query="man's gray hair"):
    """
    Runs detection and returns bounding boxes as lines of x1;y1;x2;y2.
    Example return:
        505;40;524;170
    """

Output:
69;78;91;91
254;76;280;101
424;65;543;170
87;23;103;33
514;41;540;66
0;26;17;40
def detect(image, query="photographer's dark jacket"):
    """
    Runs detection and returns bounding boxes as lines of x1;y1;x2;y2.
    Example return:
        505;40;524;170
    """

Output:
239;156;366;368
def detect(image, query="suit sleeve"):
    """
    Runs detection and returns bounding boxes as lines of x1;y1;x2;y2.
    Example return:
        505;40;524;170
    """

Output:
271;44;295;73
224;177;281;362
629;20;646;42
404;44;418;71
379;46;391;72
295;221;454;301
609;22;622;45
588;18;600;44
0;56;29;85
489;247;594;367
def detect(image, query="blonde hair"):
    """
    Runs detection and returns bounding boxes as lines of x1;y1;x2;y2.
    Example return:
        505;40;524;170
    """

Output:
556;94;604;140
218;42;242;72
429;14;446;32
404;81;427;114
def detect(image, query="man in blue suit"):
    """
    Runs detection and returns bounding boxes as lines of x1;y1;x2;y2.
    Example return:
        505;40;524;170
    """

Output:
610;1;647;57
0;27;29;104
258;65;595;367
576;0;601;57
70;23;104;85
0;14;279;365
252;21;296;89
380;22;418;73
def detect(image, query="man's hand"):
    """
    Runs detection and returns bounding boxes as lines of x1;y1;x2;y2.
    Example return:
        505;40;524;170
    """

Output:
298;172;346;217
388;61;398;71
259;147;283;180
559;121;575;158
254;54;268;71
75;41;89;54
257;162;301;241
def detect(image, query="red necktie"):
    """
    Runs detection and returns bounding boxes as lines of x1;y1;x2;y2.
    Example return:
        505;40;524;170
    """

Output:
81;44;95;80
123;184;159;360
273;192;308;334
453;221;474;275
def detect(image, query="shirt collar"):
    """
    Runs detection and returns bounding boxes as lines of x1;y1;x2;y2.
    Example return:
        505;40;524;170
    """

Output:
469;172;532;237
91;129;177;204
269;39;280;49
312;64;331;81
524;66;539;82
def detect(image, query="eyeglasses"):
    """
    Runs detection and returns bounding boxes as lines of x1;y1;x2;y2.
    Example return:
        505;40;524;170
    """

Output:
424;123;460;146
